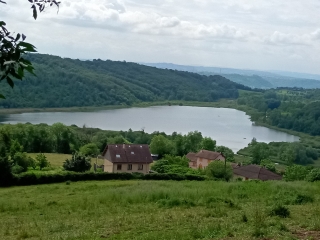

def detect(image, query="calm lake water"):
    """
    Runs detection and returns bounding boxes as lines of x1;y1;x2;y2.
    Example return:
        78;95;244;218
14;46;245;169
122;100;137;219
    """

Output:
0;106;299;152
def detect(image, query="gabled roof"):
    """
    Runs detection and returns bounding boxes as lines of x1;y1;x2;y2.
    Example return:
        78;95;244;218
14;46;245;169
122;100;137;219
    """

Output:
102;144;153;164
186;152;197;162
195;150;225;160
233;165;282;181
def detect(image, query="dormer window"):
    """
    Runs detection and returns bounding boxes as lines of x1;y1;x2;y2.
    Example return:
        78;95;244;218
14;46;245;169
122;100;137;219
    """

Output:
116;154;120;158
131;152;134;155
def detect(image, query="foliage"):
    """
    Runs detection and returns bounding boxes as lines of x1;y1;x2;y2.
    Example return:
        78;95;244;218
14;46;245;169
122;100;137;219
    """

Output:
0;53;251;108
269;205;290;218
201;137;216;151
12;152;30;172
251;142;269;164
151;155;196;175
36;153;50;170
216;146;235;162
206;161;233;181
0;172;206;187
79;143;100;157
0;1;60;98
284;165;309;181
63;153;92;172
238;141;319;166
306;168;320;182
9;140;23;160
260;159;276;173
238;88;320;136
150;135;174;158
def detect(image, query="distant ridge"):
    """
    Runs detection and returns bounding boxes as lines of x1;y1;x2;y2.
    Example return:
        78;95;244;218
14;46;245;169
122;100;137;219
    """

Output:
142;63;320;89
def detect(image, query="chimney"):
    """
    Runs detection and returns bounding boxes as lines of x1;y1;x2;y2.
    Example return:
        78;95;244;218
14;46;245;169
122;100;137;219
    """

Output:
123;144;125;149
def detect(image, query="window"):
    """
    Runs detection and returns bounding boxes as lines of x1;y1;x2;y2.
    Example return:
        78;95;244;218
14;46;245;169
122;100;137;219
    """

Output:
117;164;122;170
138;164;143;170
127;164;132;170
131;152;134;155
116;154;120;158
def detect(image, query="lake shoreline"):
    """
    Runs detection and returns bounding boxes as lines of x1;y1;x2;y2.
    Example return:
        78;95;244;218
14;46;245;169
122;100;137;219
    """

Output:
0;100;302;139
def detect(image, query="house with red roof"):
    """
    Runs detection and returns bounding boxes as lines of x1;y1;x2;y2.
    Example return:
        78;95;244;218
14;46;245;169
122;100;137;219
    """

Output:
102;144;153;174
187;150;226;169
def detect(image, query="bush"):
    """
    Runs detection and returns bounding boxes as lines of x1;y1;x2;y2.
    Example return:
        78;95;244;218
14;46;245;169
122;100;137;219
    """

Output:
63;153;91;172
306;168;320;182
11;165;25;174
36;153;50;170
284;165;309;181
12;152;30;172
270;205;290;218
206;161;233;181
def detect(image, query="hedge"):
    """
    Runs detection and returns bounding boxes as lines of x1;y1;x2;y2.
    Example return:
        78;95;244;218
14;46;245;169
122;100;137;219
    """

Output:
0;172;206;187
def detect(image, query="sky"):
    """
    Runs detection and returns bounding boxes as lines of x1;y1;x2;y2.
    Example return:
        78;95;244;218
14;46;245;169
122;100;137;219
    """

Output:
2;0;320;74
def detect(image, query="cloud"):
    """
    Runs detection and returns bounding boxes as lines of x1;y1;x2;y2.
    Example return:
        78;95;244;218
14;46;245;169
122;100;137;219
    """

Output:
1;0;320;74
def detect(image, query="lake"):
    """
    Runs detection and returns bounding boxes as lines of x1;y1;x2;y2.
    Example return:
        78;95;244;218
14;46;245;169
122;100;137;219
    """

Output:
0;106;299;152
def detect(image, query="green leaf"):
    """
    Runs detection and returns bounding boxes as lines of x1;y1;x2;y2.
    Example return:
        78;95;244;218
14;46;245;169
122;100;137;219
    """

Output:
6;76;14;88
0;94;5;99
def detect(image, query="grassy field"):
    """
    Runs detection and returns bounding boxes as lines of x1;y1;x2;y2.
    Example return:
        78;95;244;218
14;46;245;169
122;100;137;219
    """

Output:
0;180;319;240
26;153;104;170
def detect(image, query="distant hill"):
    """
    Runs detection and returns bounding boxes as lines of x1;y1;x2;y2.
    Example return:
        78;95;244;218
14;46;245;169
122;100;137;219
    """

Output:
0;54;251;108
143;63;320;89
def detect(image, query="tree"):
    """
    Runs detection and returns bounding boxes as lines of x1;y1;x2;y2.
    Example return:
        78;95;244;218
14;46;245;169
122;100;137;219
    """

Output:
9;140;23;160
0;0;60;98
63;153;91;172
36;153;50;170
216;146;235;162
251;142;269;164
79;143;100;157
150;135;174;158
206;161;233;181
201;137;216;151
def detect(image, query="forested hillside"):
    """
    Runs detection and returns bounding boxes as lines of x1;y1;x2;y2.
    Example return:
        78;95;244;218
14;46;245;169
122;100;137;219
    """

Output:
0;54;250;108
238;89;320;136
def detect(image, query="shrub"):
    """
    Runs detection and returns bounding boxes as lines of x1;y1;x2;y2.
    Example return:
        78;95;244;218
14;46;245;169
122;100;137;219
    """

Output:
36;153;50;170
12;152;30;172
294;194;314;205
284;165;309;181
306;168;320;182
28;157;37;170
270;205;290;218
206;161;233;181
63;152;91;172
11;165;25;174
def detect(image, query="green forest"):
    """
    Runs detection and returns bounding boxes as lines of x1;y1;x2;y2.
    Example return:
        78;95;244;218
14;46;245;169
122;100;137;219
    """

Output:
237;89;320;136
0;54;250;108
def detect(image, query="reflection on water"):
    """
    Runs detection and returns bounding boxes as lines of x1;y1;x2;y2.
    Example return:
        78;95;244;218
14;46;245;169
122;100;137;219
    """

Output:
0;106;299;152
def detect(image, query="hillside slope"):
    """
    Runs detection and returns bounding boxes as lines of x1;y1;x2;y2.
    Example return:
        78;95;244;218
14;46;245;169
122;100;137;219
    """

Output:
0;54;251;108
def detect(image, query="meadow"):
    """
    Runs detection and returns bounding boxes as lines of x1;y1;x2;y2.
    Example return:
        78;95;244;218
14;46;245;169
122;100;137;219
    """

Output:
0;180;319;240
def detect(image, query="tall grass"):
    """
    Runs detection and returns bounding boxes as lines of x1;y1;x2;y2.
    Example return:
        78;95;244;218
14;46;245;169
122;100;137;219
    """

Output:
0;180;319;239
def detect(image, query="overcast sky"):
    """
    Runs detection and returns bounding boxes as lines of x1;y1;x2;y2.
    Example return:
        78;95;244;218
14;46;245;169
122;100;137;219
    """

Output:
2;0;320;74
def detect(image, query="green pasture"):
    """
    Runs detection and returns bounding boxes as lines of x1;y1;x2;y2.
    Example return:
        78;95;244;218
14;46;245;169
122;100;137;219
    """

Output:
0;180;319;240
